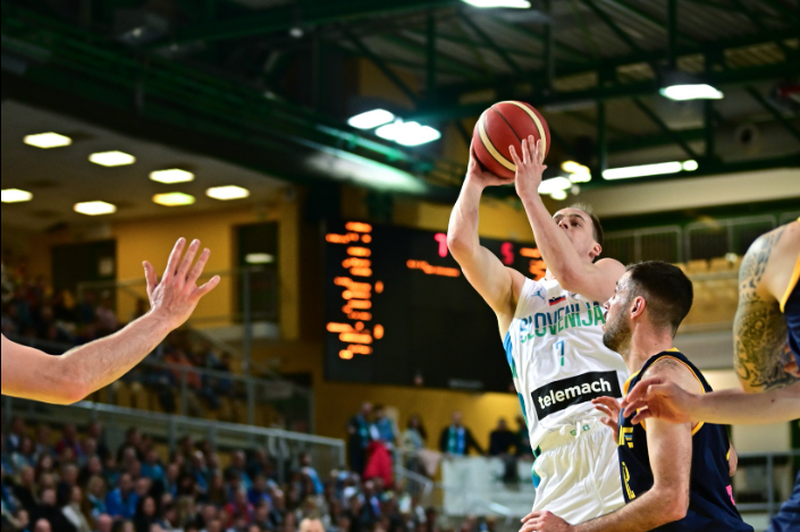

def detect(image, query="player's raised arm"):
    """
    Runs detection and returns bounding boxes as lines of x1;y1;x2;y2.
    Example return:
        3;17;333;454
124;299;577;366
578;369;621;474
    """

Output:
733;225;800;393
511;137;625;303
0;238;220;405
622;376;800;426
447;146;525;334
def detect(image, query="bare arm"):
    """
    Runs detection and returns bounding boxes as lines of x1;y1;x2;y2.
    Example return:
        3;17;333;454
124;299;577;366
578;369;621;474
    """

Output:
622;377;800;426
511;138;625;302
447;151;525;335
734;227;799;392
522;360;698;532
0;238;220;405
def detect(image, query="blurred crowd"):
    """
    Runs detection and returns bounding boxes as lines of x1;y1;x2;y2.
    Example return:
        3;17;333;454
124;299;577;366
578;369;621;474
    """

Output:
0;418;464;532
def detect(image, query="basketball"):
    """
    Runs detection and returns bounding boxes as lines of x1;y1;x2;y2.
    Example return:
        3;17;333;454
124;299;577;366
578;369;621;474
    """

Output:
472;101;551;180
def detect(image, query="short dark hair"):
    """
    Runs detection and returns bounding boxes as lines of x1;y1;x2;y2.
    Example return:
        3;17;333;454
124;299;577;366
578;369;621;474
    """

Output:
626;261;693;336
567;202;604;250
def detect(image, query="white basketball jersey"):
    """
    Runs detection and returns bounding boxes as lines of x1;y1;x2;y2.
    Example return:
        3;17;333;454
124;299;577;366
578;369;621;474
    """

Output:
504;277;629;451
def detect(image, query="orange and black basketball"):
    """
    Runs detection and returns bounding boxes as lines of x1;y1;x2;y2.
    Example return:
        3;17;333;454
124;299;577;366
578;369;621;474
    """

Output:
472;101;551;180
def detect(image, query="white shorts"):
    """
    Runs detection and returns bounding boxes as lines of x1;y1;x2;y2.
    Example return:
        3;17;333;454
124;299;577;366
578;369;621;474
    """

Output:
531;419;625;524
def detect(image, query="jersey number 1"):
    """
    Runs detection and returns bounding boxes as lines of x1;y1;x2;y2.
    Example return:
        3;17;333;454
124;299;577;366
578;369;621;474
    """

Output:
555;340;565;367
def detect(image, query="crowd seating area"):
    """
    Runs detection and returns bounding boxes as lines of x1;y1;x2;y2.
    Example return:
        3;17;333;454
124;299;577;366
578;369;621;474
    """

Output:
673;255;741;328
1;421;461;532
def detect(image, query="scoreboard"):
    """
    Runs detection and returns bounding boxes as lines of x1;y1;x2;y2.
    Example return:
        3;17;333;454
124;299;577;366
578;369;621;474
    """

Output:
323;220;546;392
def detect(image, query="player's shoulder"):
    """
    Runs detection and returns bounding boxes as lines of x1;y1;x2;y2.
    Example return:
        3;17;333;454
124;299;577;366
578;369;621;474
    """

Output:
594;257;627;279
644;353;705;394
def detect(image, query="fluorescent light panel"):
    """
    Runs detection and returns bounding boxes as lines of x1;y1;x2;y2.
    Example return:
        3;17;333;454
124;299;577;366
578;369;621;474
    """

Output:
660;84;724;101
89;151;136;167
348;109;395;130
150;169;195;184
538;176;572;194
24;132;72;149
461;0;531;7
1;189;33;203
375;121;441;146
153;192;195;206
549;190;568;201
603;160;697;181
74;201;117;216
206;185;250;201
245;253;275;264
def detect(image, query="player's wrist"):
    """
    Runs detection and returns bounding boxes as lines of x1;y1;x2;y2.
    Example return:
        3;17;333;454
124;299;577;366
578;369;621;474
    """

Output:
463;174;487;191
140;308;179;337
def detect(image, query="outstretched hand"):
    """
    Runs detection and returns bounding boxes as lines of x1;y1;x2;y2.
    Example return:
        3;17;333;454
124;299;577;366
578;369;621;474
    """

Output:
144;238;221;331
592;396;622;442
620;377;698;425
510;135;547;200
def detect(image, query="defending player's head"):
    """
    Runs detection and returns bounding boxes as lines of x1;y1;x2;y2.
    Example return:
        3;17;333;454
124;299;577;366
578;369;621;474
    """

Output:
603;261;693;355
552;202;604;263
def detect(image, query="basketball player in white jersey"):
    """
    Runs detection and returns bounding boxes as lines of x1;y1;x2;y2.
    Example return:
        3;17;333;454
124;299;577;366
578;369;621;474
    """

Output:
1;238;219;405
447;136;628;522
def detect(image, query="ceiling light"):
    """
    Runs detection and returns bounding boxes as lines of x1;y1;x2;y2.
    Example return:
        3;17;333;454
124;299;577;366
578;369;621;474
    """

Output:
461;0;532;7
150;169;195;184
568;171;592;184
23;132;72;149
550;190;568;201
206;185;250;201
602;160;697;181
561;160;592;183
74;201;117;216
245;253;275;265
1;189;33;203
348;109;396;130
659;84;723;101
89;151;136;167
538;176;572;194
560;161;583;174
375;121;441;146
153;192;196;206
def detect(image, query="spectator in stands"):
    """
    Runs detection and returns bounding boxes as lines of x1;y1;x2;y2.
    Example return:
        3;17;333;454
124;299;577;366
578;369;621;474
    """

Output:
57;464;80;507
33;519;51;532
79;456;103;487
56;426;84;460
95;514;113;532
371;407;396;452
86;423;110;462
141;450;165;487
162;465;179;500
246;451;272;483
34;426;52;462
33;488;76;532
438;413;484;457
224;452;252;492
12;467;37;512
224;491;254;526
85;476;107;521
34;455;55;481
133;496;158;532
62;486;92;532
400;415;426;475
487;419;515;457
347;404;373;476
106;473;138;521
11;437;36;472
6;418;27;454
247;476;273;508
298;455;322;497
298;518;324;532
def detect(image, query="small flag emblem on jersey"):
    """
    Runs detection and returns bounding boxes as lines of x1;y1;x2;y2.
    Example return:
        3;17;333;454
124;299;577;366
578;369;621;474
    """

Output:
549;295;566;306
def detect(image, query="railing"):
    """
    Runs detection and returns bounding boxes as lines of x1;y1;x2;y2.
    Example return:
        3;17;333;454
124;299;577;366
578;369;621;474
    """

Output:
603;225;683;264
685;214;777;260
0;396;345;485
735;450;800;519
6;334;313;432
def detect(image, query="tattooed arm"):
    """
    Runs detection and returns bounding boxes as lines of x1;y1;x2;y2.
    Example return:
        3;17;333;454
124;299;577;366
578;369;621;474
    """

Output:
734;225;799;392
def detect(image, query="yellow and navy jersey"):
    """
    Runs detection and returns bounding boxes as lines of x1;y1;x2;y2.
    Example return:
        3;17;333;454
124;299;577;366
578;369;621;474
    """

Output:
780;217;800;367
617;350;753;532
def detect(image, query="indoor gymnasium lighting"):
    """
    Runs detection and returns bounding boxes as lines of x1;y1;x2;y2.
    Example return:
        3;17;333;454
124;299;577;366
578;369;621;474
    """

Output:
245;253;275;264
375;120;441;146
348;109;395;130
538;176;572;195
602;160;698;181
150;169;195;184
550;189;568;201
660;84;724;101
206;185;250;201
1;189;33;203
561;161;592;183
89;151;136;167
23;132;72;149
153;192;196;206
461;0;532;8
74;201;117;216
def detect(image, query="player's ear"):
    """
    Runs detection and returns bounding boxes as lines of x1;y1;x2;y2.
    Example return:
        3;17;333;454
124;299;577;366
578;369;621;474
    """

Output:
630;296;646;318
589;242;602;260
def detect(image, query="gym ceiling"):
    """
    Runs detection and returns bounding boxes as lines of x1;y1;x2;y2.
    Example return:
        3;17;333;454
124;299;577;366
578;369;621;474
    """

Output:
1;0;798;201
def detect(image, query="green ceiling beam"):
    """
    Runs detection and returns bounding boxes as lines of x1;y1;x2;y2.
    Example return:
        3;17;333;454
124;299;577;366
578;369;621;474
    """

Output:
342;28;420;104
381;34;488;79
456;12;523;75
598;0;698;46
405;29;541;60
409;59;795;122
579;0;643;54
483;12;588;62
631;98;699;159
171;0;460;45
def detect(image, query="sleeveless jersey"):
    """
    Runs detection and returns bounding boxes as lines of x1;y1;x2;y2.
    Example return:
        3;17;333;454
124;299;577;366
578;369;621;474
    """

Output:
618;350;753;532
503;277;629;451
780;218;800;367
